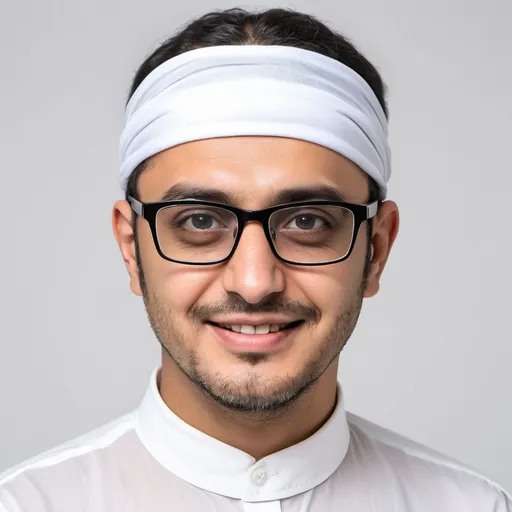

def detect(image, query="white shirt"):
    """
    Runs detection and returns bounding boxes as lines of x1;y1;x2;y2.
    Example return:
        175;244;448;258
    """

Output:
1;368;510;511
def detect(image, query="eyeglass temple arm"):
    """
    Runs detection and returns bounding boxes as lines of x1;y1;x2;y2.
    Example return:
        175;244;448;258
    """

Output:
128;196;143;217
367;201;379;219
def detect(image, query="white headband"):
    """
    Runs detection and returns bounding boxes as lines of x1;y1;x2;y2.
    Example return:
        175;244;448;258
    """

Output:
120;45;391;198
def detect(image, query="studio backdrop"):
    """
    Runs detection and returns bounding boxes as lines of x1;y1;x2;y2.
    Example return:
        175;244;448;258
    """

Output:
1;0;511;491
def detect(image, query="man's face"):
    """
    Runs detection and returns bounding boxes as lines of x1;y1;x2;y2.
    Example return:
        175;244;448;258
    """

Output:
126;136;379;413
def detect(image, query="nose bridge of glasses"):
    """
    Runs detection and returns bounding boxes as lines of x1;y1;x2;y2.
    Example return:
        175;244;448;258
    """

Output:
235;208;275;242
236;216;270;241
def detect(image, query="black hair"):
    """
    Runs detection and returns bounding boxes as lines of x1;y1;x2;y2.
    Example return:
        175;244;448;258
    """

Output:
125;8;386;276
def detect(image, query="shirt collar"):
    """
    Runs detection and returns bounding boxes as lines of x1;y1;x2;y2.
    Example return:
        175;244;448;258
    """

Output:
135;367;351;502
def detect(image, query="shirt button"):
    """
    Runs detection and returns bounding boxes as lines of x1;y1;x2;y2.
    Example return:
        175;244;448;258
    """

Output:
250;465;268;486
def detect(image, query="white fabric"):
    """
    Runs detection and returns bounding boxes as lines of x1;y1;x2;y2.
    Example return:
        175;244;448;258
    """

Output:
1;367;510;511
119;45;391;198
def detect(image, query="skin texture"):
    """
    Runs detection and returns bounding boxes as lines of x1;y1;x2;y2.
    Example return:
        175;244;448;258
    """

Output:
112;136;399;460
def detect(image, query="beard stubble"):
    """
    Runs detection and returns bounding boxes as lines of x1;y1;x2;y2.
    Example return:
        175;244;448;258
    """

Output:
139;267;368;420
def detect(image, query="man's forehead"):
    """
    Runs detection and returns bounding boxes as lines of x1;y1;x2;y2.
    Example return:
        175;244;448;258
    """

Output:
137;137;369;204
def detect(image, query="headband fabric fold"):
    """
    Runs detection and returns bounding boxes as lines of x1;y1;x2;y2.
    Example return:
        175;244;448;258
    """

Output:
120;45;391;197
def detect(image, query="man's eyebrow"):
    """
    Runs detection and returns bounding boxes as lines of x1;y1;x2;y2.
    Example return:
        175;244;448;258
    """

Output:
272;185;347;204
159;183;347;205
160;183;234;203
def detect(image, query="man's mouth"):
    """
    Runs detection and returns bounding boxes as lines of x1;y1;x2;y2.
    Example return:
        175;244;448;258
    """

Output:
206;320;304;335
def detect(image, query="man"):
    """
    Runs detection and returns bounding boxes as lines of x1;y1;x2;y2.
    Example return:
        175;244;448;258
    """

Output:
1;7;510;511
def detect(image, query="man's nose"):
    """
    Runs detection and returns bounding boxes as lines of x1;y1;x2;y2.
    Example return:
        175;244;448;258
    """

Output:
221;221;285;304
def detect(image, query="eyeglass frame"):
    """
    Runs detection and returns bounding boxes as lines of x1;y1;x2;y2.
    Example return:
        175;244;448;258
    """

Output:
128;196;379;267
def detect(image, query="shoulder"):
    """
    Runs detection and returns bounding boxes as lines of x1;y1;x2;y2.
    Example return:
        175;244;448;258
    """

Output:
346;411;512;510
0;413;136;511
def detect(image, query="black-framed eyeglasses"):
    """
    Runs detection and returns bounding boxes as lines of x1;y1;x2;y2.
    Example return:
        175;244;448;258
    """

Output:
128;196;379;266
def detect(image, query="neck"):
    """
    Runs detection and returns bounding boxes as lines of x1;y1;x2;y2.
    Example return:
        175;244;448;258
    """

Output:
158;351;339;460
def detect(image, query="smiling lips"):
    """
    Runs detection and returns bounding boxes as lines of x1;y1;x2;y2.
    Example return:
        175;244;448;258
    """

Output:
215;323;293;334
208;317;303;334
207;319;304;352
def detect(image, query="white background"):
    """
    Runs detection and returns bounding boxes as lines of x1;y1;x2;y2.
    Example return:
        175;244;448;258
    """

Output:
1;0;511;492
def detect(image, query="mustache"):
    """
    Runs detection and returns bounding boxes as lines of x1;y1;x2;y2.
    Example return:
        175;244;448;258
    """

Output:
190;296;319;323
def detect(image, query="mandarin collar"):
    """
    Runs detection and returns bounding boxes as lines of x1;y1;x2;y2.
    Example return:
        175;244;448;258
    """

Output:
135;368;351;502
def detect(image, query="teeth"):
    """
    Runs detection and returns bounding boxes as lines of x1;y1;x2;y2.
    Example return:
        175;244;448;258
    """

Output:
220;323;288;334
255;324;270;334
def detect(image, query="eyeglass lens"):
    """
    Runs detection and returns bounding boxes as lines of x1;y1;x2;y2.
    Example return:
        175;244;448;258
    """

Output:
155;204;355;264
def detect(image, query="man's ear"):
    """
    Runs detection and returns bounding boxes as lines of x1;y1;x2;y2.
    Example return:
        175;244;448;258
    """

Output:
112;200;143;297
363;200;400;298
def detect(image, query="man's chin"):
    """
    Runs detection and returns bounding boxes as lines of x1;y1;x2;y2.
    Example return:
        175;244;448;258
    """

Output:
192;372;317;415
